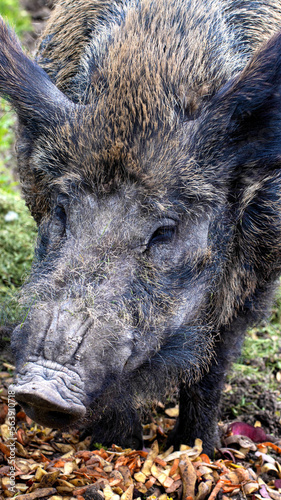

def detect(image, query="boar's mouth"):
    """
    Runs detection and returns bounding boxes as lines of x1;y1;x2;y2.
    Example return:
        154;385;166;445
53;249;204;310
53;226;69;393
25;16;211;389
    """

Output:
11;359;87;428
14;384;86;428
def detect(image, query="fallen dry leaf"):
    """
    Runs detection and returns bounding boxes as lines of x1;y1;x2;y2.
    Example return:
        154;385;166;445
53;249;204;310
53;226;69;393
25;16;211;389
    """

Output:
0;370;281;500
179;453;197;499
12;488;57;499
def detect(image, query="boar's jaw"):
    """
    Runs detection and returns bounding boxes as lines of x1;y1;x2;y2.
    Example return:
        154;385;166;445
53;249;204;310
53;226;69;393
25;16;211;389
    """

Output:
11;359;87;428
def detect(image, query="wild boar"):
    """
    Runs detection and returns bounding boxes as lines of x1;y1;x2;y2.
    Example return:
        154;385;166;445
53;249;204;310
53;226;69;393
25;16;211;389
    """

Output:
1;0;281;455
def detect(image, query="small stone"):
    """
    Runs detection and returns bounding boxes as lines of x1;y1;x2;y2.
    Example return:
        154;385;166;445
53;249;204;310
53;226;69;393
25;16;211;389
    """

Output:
4;211;19;222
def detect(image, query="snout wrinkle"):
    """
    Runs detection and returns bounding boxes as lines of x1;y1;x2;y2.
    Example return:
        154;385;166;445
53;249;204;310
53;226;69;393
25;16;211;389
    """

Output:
43;305;94;363
11;358;87;428
15;358;85;394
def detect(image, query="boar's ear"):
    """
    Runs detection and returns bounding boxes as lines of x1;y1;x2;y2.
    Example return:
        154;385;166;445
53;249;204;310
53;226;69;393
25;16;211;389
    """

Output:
206;31;281;276
0;17;72;131
209;30;281;164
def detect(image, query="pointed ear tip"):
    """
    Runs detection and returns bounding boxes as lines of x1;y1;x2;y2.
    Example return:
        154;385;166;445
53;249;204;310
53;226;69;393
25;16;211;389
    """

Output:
0;14;21;51
0;15;10;34
0;16;8;39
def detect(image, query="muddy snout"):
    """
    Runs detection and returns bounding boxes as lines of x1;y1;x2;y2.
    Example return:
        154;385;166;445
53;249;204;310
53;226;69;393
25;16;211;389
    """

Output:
11;361;86;428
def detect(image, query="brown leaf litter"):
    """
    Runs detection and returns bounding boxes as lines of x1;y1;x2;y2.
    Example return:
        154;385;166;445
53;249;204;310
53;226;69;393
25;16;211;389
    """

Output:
0;369;281;500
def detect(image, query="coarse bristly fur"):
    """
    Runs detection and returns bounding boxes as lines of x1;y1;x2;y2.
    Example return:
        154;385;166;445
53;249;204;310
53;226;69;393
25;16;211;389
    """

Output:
0;0;281;455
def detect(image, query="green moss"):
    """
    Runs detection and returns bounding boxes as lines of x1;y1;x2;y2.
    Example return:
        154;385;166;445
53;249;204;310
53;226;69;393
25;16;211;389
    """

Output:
0;0;34;325
0;189;37;324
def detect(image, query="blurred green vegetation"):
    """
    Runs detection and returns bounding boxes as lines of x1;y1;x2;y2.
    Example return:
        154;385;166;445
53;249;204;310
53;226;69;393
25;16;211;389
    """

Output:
0;100;37;325
0;2;35;326
233;287;281;388
0;0;32;35
0;188;37;325
226;289;281;420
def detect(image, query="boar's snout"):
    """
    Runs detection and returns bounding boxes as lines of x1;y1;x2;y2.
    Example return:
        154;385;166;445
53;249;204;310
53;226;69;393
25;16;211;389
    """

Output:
11;361;87;428
14;384;86;427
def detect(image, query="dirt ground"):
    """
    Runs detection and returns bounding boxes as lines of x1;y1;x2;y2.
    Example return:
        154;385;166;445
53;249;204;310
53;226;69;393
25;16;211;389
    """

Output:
21;0;52;48
221;372;281;438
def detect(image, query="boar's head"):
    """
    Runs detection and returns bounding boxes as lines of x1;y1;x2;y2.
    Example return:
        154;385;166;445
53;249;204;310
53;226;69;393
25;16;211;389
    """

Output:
1;11;281;448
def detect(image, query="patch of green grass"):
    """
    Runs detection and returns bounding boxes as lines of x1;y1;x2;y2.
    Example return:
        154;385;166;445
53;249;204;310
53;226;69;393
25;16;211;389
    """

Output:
0;104;36;327
228;395;261;419
0;0;32;36
0;3;35;326
226;288;281;421
0;100;15;152
91;442;108;450
230;337;281;392
0;189;37;324
240;306;281;385
0;99;36;329
0;99;17;182
230;362;263;380
242;333;281;368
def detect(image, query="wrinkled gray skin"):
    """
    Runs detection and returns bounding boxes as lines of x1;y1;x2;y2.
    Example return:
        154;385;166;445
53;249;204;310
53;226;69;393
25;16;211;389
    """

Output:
1;0;281;455
12;190;217;445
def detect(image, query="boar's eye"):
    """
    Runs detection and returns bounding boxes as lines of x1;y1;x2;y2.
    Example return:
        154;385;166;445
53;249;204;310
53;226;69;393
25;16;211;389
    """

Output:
147;223;176;249
55;204;67;226
54;194;68;227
